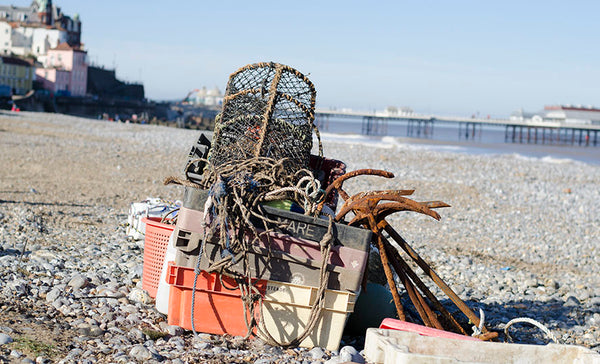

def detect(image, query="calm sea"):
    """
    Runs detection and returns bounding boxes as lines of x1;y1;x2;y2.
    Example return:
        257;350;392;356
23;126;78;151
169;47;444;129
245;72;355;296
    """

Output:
316;117;600;166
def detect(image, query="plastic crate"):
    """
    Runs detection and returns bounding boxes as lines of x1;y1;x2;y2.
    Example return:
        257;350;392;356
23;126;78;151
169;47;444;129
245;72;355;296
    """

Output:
195;234;367;292
173;207;369;292
256;205;371;250
166;263;267;336
260;280;356;351
141;217;175;298
363;328;600;364
379;318;480;341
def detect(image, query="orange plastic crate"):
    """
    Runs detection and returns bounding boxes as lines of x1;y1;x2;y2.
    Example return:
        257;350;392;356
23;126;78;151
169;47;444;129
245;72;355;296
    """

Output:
141;217;175;298
166;263;267;336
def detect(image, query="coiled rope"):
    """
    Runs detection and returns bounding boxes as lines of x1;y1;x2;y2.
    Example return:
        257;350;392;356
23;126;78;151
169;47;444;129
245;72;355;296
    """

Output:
504;317;560;344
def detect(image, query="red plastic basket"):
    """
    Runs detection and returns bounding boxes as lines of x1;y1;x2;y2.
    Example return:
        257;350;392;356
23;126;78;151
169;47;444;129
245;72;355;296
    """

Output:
142;217;175;298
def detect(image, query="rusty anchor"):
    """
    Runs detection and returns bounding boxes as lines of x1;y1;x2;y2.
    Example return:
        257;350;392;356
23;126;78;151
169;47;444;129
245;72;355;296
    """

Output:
318;168;498;341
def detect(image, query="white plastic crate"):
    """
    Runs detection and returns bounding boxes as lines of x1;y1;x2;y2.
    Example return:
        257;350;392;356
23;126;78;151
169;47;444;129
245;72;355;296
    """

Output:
364;328;600;364
260;280;356;351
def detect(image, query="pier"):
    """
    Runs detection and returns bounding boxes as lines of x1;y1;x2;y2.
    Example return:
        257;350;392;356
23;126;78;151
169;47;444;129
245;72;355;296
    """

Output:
315;109;600;147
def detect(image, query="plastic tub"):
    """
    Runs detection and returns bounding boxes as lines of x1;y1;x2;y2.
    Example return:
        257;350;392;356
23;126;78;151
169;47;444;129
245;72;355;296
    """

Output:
166;263;267;336
260;280;356;350
364;328;600;364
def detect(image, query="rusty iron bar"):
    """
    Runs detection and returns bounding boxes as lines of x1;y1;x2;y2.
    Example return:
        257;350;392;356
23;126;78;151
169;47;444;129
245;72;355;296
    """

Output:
476;332;499;341
317;169;394;213
420;201;452;209
379;220;489;334
337;194;443;224
324;169;496;339
371;200;441;221
381;235;467;335
341;190;415;205
338;190;446;331
412;276;443;330
367;215;406;321
349;201;450;225
340;194;440;222
393;255;441;329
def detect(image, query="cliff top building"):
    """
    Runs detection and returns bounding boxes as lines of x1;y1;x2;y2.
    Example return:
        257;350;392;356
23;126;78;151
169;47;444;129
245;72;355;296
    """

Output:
0;1;81;57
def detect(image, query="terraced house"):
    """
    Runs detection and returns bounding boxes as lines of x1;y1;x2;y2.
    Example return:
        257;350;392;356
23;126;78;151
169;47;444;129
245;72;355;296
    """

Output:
0;55;33;95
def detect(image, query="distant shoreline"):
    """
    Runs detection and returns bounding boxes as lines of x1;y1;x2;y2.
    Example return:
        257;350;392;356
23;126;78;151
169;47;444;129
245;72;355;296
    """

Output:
319;131;600;166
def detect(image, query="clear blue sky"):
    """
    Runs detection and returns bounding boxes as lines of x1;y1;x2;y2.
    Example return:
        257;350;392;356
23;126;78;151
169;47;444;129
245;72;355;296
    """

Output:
11;0;600;117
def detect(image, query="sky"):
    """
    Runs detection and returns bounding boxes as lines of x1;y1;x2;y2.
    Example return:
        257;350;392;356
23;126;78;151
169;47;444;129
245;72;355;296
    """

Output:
11;0;600;117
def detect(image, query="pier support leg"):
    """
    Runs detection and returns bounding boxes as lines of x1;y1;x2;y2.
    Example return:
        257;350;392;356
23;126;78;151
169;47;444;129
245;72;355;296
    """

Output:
519;127;523;143
586;130;590;146
542;128;545;144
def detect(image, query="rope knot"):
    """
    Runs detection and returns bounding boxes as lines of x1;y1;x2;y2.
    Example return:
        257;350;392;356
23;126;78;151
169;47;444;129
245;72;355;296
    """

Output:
320;232;333;248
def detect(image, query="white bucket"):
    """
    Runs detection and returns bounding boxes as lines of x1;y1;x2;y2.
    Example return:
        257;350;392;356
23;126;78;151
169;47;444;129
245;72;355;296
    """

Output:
155;229;177;314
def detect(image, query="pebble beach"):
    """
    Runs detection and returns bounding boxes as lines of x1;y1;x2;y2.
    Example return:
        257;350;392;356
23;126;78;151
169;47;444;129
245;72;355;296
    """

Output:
0;111;599;363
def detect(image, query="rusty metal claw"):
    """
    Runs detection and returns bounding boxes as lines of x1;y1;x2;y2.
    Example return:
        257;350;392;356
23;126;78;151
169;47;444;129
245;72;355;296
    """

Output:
316;169;394;214
321;169;493;339
337;193;446;225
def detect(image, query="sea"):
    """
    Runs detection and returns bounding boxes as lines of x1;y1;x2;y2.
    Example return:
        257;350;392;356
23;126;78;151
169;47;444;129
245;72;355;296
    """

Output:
316;117;600;166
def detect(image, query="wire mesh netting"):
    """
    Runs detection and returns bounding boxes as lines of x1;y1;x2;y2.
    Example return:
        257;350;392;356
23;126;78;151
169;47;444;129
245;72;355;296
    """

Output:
207;62;318;176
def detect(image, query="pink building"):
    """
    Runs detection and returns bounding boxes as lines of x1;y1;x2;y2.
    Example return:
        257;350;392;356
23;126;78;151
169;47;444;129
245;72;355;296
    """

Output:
35;42;87;96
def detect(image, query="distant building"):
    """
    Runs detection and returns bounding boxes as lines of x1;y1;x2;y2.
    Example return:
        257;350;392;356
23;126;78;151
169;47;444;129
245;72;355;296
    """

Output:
509;108;539;122
193;86;223;106
544;105;600;125
380;106;413;117
0;0;81;57
35;42;87;96
0;55;34;95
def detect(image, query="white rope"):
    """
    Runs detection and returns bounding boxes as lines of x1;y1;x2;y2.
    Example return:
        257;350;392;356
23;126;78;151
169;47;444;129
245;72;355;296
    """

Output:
504;317;560;344
296;175;321;199
471;308;485;337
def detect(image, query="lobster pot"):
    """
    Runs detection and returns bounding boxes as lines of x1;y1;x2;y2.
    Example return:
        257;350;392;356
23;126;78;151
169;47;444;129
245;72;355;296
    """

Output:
208;62;317;175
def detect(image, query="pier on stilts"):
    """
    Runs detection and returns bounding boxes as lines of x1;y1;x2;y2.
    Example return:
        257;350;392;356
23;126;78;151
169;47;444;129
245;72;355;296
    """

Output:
315;109;600;147
504;125;599;146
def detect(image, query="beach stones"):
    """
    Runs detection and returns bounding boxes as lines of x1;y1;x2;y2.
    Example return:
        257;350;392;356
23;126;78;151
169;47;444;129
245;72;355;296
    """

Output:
0;112;598;362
